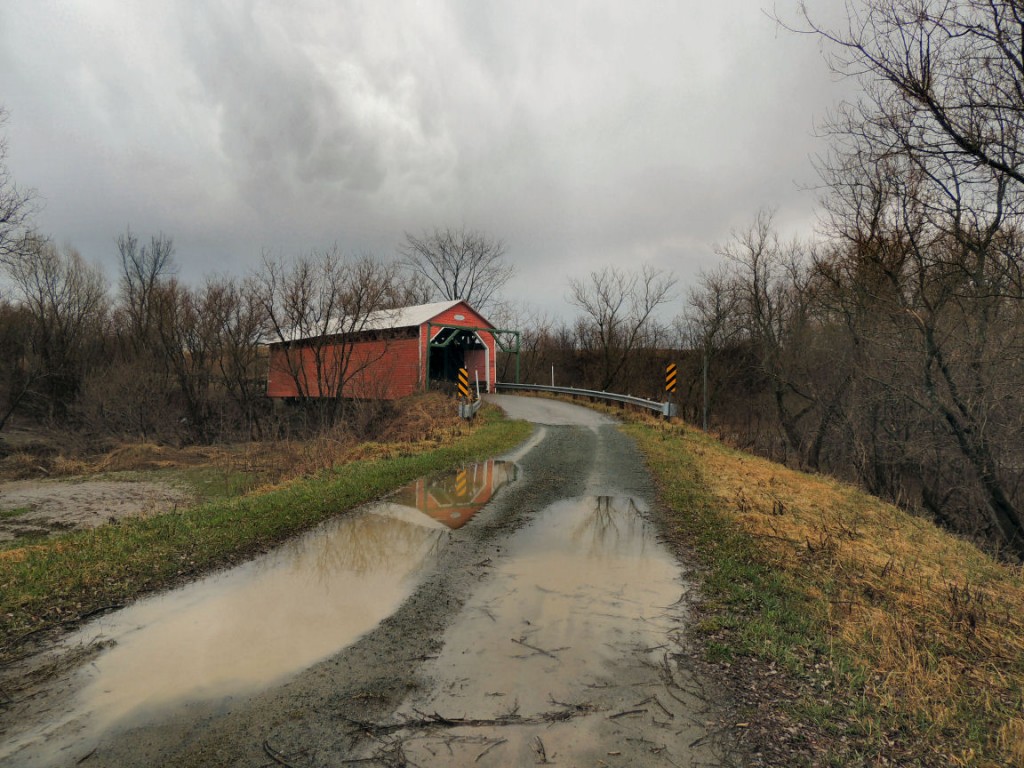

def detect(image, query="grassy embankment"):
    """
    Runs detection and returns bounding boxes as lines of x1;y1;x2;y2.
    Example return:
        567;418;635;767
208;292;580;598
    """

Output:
627;415;1024;767
0;399;531;660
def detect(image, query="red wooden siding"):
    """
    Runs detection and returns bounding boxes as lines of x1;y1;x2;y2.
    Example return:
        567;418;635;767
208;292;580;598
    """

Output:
345;337;420;399
267;343;345;399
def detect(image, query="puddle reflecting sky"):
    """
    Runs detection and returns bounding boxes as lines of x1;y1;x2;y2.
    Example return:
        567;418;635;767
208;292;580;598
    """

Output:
409;495;681;710
3;505;450;766
395;494;686;765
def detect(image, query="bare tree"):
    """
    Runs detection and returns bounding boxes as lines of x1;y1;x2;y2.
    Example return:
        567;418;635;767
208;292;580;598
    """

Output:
488;300;552;384
821;152;1024;554
797;0;1024;190
256;249;403;428
568;265;675;391
151;278;223;441
399;227;514;312
208;276;268;438
0;297;34;431
0;108;34;269
718;212;807;457
703;210;863;470
680;264;742;430
1;237;107;421
789;0;1024;555
117;228;176;353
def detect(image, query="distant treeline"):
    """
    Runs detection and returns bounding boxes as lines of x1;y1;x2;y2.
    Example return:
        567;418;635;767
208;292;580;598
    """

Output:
0;234;435;443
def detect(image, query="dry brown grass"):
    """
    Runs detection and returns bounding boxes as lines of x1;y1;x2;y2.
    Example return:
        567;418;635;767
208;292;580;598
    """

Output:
255;393;471;482
646;417;1024;766
0;392;468;487
0;451;48;479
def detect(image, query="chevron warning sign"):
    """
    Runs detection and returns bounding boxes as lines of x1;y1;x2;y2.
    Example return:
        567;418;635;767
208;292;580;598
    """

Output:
457;368;471;399
665;363;677;393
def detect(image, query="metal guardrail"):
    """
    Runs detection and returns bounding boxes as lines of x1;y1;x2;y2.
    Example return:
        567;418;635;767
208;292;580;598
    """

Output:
458;397;483;419
494;382;677;418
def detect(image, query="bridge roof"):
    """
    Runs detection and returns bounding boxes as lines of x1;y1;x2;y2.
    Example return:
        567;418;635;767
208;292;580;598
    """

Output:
364;299;463;331
271;299;492;344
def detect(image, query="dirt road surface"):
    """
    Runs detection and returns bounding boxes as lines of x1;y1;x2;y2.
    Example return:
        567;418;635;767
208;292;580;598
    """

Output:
2;396;736;767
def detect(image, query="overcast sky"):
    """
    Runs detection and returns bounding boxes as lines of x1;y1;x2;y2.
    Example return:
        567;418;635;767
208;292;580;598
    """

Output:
0;0;847;321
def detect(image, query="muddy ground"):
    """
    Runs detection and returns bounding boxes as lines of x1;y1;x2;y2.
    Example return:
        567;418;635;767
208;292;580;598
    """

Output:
0;479;194;542
0;417;204;542
1;397;743;767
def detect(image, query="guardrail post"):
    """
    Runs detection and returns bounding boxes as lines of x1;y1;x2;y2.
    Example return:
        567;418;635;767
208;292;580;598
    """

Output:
459;397;481;420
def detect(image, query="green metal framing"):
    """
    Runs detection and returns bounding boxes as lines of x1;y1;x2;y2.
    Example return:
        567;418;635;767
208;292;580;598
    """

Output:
425;322;521;390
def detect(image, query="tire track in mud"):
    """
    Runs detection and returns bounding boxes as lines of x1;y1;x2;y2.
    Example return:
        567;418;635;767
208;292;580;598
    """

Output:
23;401;735;767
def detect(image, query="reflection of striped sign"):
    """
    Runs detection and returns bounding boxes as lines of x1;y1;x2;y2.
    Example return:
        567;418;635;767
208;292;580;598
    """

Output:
455;469;468;497
457;368;471;398
665;363;677;393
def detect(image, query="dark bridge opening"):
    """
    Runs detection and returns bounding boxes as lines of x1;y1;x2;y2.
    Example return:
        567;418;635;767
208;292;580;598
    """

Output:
429;328;486;387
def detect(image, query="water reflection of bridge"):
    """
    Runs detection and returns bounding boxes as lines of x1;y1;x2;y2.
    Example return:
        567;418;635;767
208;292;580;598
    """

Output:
391;460;518;529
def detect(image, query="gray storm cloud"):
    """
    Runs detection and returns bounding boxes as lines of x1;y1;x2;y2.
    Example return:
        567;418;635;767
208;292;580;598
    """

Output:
0;0;842;316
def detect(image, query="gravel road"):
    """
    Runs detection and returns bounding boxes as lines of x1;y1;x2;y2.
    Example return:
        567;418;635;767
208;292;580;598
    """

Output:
5;396;734;767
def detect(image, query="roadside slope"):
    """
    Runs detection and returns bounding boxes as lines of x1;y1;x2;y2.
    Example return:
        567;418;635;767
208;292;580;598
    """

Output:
627;417;1024;768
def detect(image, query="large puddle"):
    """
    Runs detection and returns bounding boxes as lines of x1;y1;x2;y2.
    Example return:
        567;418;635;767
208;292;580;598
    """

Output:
1;460;516;767
375;494;707;766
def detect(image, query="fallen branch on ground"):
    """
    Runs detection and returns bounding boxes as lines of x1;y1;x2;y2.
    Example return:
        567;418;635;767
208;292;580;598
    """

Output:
609;708;648;719
474;738;507;762
510;636;567;659
262;740;300;768
340;703;590;737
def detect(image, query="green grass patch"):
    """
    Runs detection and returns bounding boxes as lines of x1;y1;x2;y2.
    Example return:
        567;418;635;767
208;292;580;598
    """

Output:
88;466;259;503
0;506;33;520
174;466;261;501
0;406;531;658
626;422;826;670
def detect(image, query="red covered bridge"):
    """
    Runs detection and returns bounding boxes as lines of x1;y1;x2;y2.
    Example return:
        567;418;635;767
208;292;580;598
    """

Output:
266;300;508;401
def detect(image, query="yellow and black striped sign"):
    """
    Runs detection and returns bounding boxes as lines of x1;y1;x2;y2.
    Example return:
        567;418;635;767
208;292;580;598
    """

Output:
455;469;468;497
457;368;471;398
665;363;677;393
